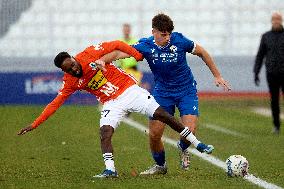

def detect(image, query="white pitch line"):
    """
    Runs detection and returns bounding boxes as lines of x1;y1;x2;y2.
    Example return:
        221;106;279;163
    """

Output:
122;118;283;189
203;123;248;138
252;107;284;120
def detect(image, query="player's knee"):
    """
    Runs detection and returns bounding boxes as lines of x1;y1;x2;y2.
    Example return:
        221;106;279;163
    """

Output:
100;125;114;141
149;133;163;142
149;128;163;141
152;106;168;120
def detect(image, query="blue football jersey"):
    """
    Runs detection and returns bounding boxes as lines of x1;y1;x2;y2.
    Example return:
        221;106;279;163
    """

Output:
133;32;197;97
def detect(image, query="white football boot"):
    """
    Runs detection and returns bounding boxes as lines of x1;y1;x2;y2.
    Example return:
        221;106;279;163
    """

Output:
140;163;167;175
177;141;191;170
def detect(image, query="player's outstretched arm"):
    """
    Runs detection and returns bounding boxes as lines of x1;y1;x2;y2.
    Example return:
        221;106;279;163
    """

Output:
100;50;131;62
17;86;74;136
17;98;65;136
192;44;231;91
17;98;64;136
93;40;143;62
94;50;131;72
90;41;143;71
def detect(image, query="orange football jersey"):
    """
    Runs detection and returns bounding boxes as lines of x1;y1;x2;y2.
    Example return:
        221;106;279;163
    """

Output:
31;40;143;128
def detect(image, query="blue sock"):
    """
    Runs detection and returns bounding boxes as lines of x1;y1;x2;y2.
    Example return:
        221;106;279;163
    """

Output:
151;151;165;166
178;140;190;151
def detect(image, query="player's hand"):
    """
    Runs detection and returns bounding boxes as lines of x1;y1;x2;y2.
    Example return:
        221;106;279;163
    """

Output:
95;59;107;72
254;75;260;86
18;125;34;136
214;76;231;91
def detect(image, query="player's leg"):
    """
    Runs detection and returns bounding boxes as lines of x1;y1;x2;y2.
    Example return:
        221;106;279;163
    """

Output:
279;74;284;132
178;115;198;170
151;106;213;154
267;73;280;134
93;100;127;178
95;125;118;178
176;94;199;170
140;120;168;175
129;85;213;151
140;97;175;175
149;120;166;153
128;86;213;151
180;115;198;145
149;120;166;166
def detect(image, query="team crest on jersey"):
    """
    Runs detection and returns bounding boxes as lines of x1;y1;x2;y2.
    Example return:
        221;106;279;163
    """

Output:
170;45;177;52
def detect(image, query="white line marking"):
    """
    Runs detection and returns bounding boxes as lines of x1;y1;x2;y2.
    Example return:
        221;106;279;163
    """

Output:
122;118;283;189
252;107;284;120
203;123;247;138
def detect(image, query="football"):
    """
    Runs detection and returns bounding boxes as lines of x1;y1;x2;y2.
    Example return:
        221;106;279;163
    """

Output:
225;155;249;177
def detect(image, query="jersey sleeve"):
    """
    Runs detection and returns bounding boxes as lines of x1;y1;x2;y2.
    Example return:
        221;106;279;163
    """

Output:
31;79;75;129
88;40;143;61
132;38;148;57
179;33;196;53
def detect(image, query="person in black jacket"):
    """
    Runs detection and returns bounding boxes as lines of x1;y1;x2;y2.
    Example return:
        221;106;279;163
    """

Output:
254;12;284;134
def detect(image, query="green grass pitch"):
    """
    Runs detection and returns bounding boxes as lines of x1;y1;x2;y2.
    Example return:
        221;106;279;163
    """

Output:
0;99;283;189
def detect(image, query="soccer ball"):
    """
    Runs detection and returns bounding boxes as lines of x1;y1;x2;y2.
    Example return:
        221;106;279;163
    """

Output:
225;155;249;177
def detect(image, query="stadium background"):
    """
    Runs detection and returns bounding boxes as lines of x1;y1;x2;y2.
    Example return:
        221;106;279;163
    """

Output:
0;0;283;104
1;1;284;189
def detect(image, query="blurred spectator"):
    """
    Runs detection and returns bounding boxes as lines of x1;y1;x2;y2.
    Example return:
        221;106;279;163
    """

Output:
254;12;284;134
118;24;143;84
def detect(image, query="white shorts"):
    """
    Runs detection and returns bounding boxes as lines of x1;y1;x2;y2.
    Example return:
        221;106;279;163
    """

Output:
100;85;160;129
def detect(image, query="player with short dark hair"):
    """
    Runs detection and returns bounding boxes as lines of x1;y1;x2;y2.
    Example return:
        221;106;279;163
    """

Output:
54;52;72;67
152;13;174;33
98;13;230;175
18;40;214;178
139;13;230;174
138;13;230;174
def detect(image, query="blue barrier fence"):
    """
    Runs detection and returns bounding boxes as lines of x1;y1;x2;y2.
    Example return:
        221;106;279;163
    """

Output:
0;55;268;104
0;72;154;105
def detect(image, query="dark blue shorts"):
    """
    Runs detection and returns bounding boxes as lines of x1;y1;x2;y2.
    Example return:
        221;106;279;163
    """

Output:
154;93;199;116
